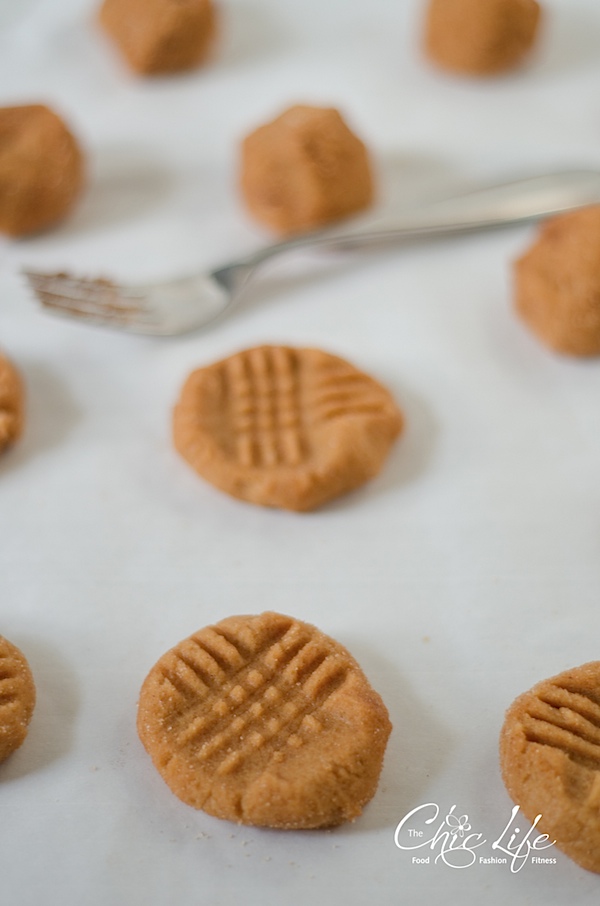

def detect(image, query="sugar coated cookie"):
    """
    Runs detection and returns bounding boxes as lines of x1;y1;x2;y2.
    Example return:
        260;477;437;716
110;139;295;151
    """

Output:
514;205;600;356
138;611;392;828
241;105;374;235
0;636;36;764
173;345;402;511
0;104;84;237
424;0;542;76
500;661;600;873
0;353;24;452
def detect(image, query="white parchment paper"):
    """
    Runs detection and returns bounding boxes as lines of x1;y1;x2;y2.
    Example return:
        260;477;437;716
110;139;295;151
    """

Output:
2;1;600;902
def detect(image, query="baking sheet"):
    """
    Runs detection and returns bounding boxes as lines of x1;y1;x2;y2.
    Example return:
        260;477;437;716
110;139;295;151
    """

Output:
2;0;600;902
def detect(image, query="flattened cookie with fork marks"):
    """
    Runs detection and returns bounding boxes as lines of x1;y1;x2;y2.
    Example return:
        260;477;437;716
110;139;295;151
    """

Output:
0;636;36;763
137;612;392;828
0;352;24;452
173;345;403;511
500;661;600;872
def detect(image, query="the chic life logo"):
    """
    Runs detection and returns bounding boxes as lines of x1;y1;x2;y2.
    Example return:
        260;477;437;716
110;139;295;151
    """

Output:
394;803;557;872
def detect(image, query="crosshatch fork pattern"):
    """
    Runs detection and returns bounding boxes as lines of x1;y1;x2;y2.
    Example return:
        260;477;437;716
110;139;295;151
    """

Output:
523;682;600;770
0;648;19;712
0;640;34;748
218;346;398;469
224;346;305;468
155;618;350;777
138;612;392;828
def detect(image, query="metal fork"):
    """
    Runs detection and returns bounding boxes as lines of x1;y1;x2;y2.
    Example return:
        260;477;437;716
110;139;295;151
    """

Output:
23;169;600;336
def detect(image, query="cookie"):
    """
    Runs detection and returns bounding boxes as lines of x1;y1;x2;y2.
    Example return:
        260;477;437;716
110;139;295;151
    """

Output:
514;205;600;356
99;0;217;75
0;353;24;452
240;105;374;235
0;636;36;764
500;661;600;873
424;0;542;77
0;104;84;237
137;611;392;828
173;345;403;511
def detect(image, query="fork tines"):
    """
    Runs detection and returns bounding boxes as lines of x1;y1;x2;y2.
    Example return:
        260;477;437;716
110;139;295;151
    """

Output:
22;269;145;326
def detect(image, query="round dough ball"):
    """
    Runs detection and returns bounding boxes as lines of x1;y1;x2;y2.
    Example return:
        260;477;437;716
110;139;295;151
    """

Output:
0;104;84;237
424;0;542;76
99;0;217;76
240;105;374;235
514;206;600;356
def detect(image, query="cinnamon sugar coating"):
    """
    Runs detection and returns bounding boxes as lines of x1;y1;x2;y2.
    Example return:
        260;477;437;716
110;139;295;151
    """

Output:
99;0;217;75
424;0;542;76
137;611;392;828
514;206;600;356
173;345;403;511
0;105;84;237
241;105;374;235
0;353;24;452
0;636;36;764
500;661;600;873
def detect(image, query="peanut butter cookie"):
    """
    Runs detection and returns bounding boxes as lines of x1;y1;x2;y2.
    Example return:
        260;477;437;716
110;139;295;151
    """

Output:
173;345;403;511
137;611;392;828
0;104;84;237
424;0;542;77
241;105;374;235
514;206;600;356
99;0;217;75
0;636;36;764
0;353;24;452
500;661;600;873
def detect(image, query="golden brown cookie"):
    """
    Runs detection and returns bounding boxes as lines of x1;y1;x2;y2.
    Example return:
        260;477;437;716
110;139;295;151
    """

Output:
500;661;600;873
514;206;600;356
0;636;36;764
99;0;217;75
0;104;84;237
173;345;403;511
0;353;24;452
424;0;542;76
137;611;392;828
240;105;374;235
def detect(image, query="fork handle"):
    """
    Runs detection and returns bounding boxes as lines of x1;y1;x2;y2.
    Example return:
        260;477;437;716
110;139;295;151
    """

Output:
246;169;600;264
